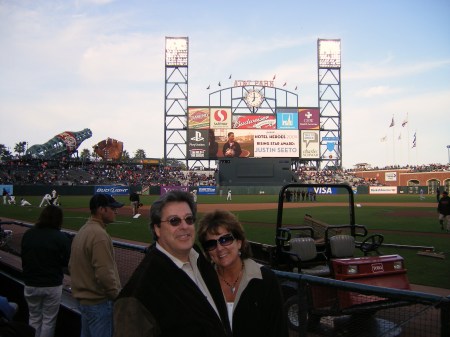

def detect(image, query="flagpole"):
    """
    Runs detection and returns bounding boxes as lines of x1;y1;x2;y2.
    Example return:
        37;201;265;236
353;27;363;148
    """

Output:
392;114;395;166
406;112;410;166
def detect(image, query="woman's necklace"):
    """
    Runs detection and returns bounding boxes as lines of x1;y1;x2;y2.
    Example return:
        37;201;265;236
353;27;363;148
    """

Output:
220;261;244;294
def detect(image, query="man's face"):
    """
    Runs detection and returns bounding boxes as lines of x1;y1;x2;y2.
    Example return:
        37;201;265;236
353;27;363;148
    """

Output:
228;133;235;142
155;201;195;261
100;206;118;224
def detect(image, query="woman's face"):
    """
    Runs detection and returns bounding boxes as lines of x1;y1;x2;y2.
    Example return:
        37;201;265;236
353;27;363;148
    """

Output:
205;226;242;269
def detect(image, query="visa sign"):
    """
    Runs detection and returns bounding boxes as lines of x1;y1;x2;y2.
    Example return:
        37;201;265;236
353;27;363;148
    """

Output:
307;187;338;195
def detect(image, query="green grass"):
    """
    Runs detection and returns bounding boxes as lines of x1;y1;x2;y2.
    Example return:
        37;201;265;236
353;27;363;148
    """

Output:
1;193;448;289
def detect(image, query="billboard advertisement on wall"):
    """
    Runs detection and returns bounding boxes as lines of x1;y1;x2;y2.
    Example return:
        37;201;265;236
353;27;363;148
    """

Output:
298;108;320;129
276;109;298;130
188;129;208;159
232;115;276;129
188;107;210;129
210;108;232;129
254;130;299;157
300;130;320;159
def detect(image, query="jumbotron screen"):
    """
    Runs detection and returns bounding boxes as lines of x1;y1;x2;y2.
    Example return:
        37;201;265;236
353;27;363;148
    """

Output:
187;107;322;160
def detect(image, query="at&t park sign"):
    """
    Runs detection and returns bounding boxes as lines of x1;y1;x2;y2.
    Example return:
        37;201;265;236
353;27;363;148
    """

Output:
233;80;275;87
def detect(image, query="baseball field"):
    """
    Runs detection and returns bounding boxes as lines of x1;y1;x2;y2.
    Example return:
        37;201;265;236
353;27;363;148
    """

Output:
1;192;449;289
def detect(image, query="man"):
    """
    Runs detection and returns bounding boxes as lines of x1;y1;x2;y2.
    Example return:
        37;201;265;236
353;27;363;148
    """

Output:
7;195;16;205
2;188;8;205
129;191;140;217
20;198;32;206
113;190;231;337
50;189;59;206
227;188;232;201
438;190;450;232
222;131;242;157
39;194;52;208
69;194;124;337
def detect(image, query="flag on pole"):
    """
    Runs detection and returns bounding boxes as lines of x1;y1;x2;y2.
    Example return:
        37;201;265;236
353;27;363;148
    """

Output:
228;74;232;79
273;74;276;80
389;116;394;128
412;132;416;148
218;81;221;87
283;82;287;87
402;116;408;127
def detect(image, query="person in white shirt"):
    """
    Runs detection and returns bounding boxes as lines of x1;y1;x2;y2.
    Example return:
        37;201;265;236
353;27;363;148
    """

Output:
20;198;32;206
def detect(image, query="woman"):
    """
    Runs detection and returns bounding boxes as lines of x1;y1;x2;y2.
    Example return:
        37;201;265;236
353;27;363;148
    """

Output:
197;210;288;337
21;205;71;337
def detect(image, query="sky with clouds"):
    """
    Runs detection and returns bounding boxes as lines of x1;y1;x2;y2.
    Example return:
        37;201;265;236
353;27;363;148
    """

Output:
1;0;449;169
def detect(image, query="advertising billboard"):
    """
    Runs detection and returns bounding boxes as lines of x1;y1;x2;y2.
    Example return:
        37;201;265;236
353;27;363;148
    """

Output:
276;109;298;130
254;130;299;157
187;106;322;160
188;107;209;129
232;115;276;129
300;130;320;159
298;108;320;129
210;108;232;129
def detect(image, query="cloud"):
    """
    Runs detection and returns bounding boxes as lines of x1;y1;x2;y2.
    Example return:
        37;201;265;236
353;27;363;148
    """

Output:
347;58;450;81
356;85;403;98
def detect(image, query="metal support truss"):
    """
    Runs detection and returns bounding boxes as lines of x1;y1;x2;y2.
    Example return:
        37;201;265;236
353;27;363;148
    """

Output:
164;37;189;168
318;39;342;169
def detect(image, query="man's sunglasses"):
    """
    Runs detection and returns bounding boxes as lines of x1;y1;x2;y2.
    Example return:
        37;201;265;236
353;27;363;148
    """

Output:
161;215;195;226
203;233;235;251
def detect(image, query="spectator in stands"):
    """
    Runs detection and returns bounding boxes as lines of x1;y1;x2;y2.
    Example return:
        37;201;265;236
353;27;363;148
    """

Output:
222;132;242;158
69;194;124;337
113;190;231;337
197;209;288;337
438;191;450;232
21;205;71;337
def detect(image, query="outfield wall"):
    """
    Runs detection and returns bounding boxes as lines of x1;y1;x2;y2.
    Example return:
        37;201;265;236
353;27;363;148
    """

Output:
3;184;438;196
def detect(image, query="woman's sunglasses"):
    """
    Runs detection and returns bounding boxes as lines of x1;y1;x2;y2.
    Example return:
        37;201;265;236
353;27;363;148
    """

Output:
161;215;195;226
203;233;235;251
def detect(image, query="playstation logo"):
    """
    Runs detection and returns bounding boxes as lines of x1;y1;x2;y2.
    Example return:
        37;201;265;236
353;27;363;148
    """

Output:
190;131;204;142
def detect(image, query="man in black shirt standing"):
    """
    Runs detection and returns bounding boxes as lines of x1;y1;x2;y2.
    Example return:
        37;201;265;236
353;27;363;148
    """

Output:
438;191;450;231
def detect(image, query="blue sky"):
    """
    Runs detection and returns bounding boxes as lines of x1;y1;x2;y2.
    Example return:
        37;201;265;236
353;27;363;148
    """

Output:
1;0;449;168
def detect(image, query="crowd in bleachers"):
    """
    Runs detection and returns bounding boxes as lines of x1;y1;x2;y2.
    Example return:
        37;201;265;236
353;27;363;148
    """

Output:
350;163;450;172
1;159;448;187
0;160;216;187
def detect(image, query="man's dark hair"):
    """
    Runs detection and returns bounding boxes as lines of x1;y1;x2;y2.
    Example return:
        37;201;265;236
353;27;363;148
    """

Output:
35;205;63;230
150;190;196;241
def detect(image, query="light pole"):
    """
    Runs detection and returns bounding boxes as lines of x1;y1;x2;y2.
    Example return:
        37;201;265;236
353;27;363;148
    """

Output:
448;145;450;164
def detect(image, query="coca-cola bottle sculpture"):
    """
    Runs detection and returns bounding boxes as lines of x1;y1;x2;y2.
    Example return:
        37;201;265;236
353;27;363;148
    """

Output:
26;128;92;159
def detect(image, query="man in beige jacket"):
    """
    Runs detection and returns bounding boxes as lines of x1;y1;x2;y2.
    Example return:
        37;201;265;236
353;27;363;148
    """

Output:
69;193;124;337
